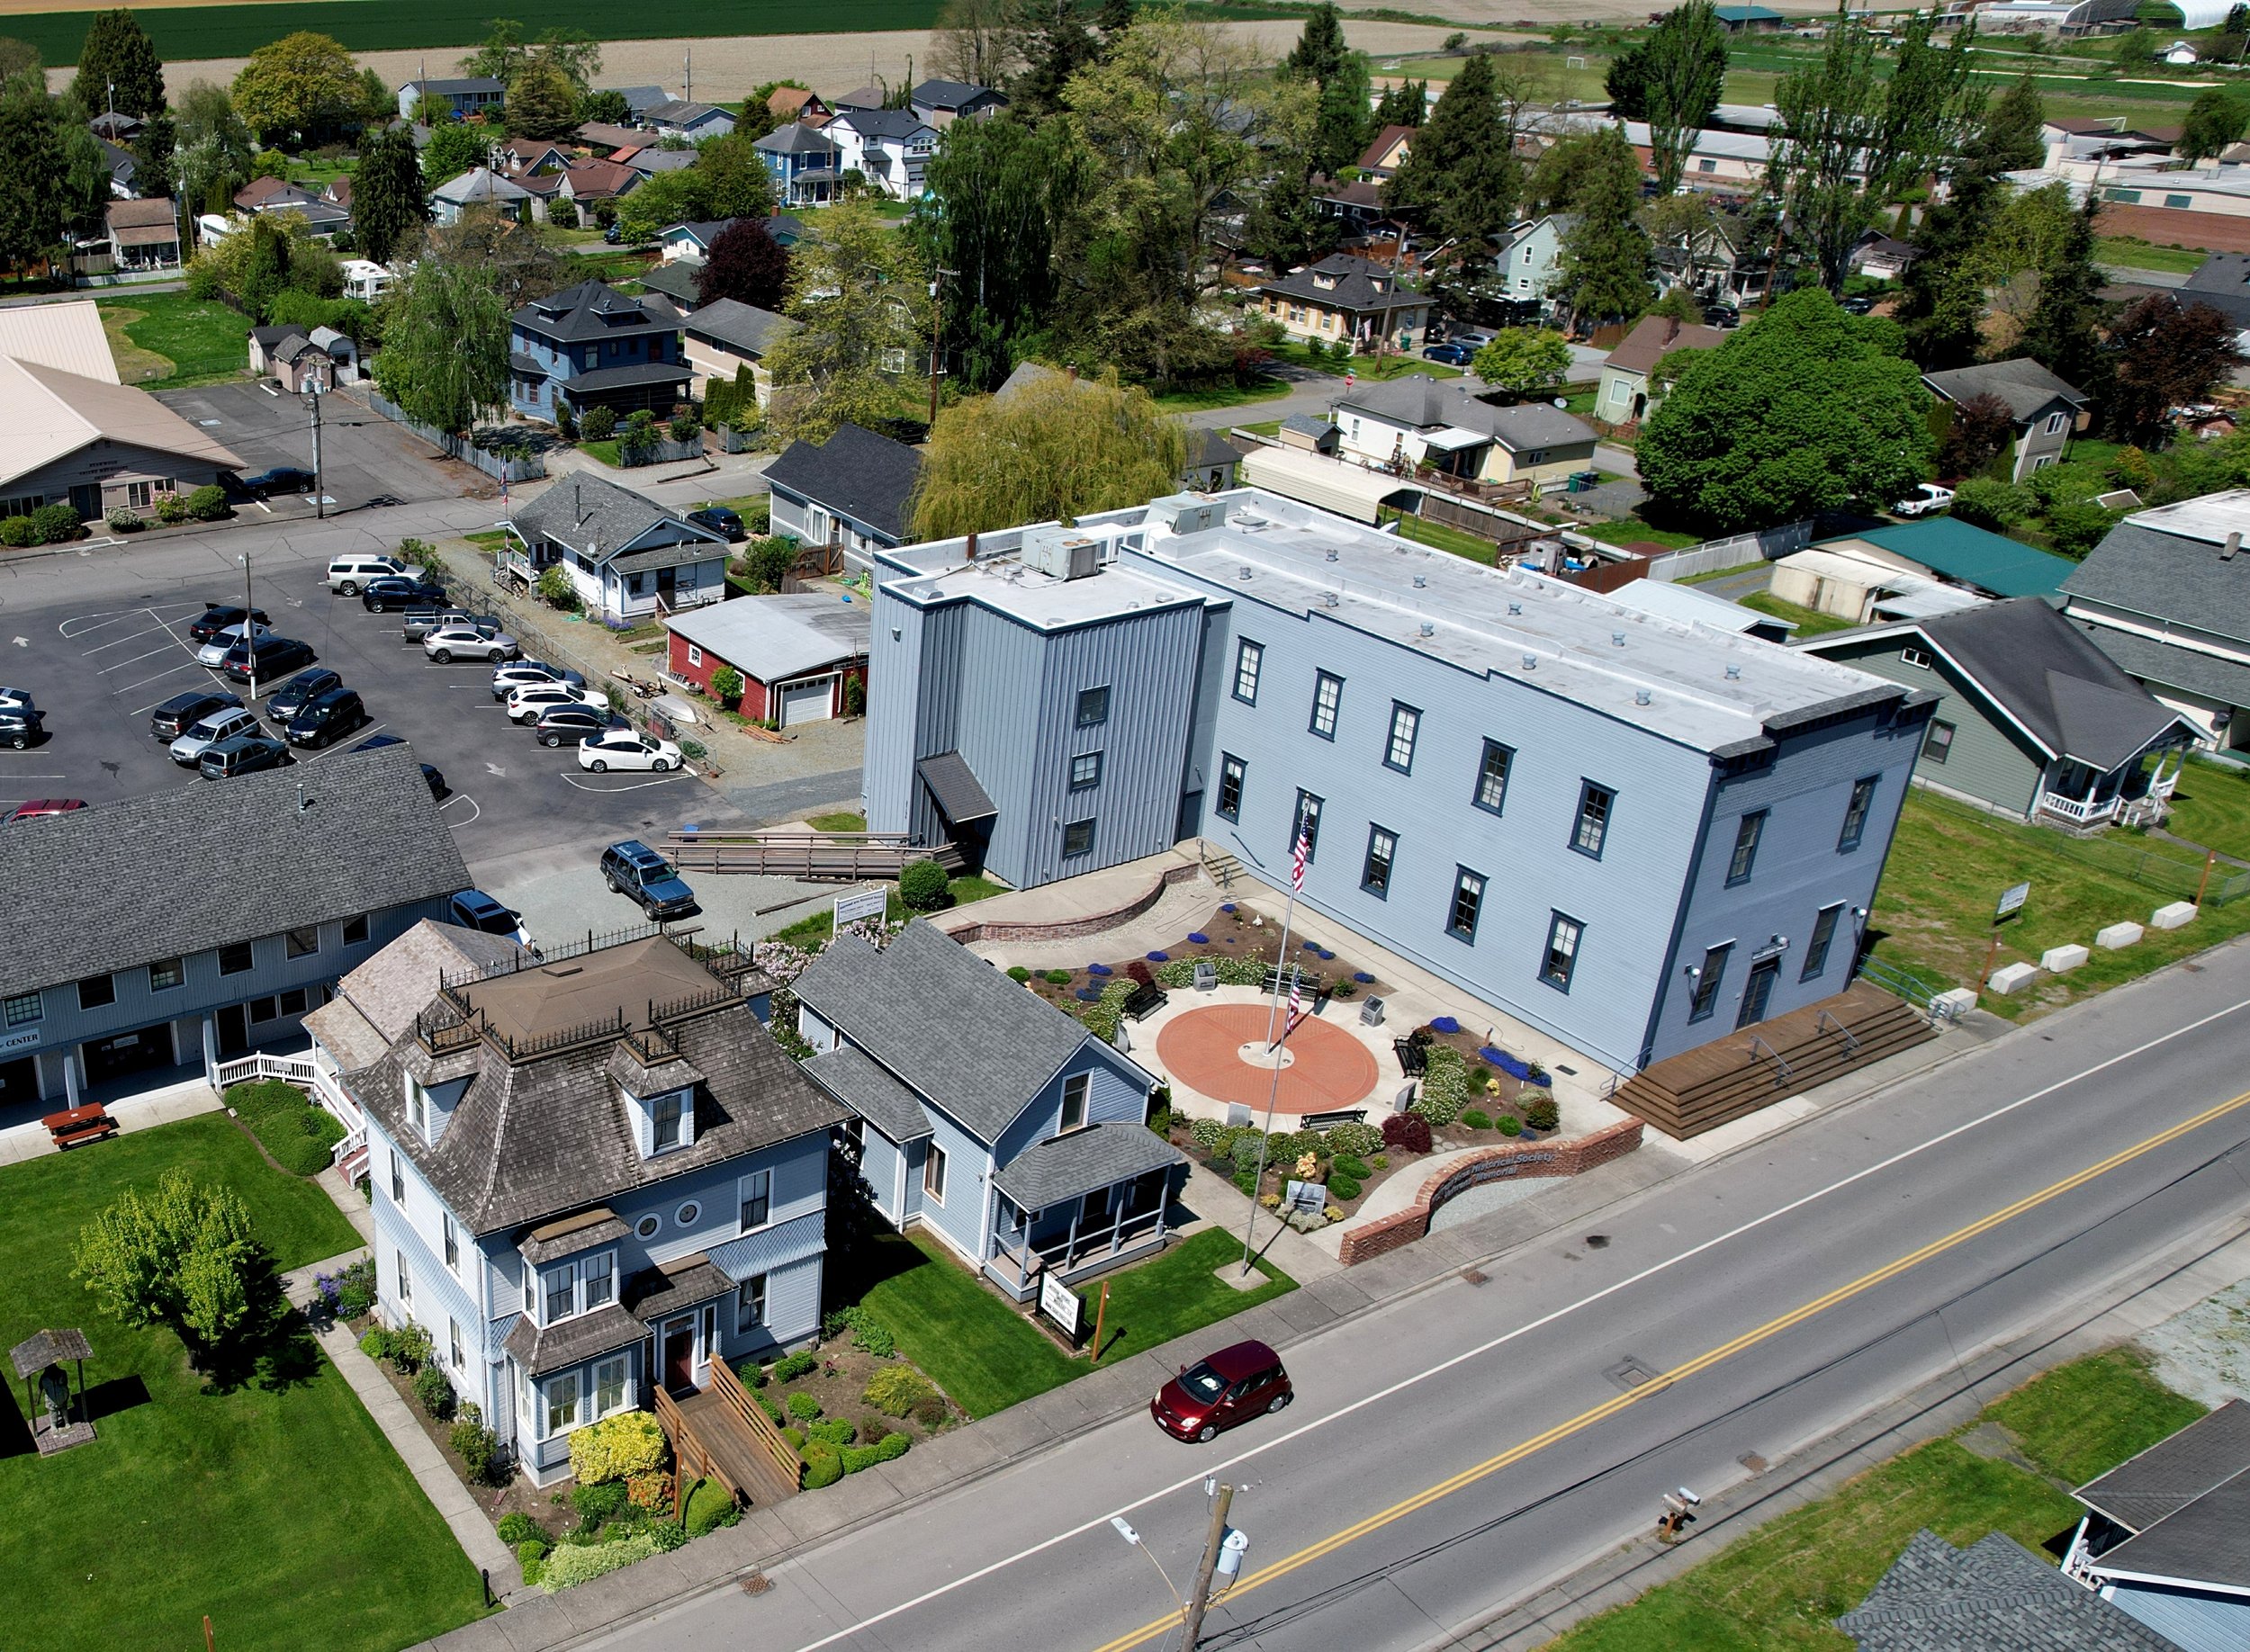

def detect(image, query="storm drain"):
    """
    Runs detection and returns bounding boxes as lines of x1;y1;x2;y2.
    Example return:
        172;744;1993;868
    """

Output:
1606;1357;1663;1392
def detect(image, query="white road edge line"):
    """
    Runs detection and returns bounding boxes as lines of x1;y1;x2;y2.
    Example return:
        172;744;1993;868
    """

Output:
739;990;2250;1652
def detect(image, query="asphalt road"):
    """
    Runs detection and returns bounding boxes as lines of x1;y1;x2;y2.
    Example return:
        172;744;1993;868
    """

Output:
590;938;2250;1652
156;382;465;511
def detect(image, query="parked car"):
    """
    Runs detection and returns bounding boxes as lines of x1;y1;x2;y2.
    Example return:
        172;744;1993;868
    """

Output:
531;704;623;746
326;554;407;595
600;839;698;919
0;707;41;750
686;506;747;541
195;621;272;667
352;733;446;798
0;686;33;713
1149;1340;1292;1443
5;798;85;824
150;689;241;741
266;668;344;723
198;733;294;778
1702;305;1739;328
284;687;368;748
220;636;317;685
240;465;315;498
1422;341;1476;367
580;730;684;773
1894;483;1956;518
425;624;517;663
400;606;472;642
506;682;606;723
446;890;535;952
491;660;587;700
188;604;270;644
1839;295;1876;315
361;577;449;613
169;705;261;764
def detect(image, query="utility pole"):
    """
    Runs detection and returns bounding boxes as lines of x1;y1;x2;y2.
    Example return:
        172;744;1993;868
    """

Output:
239;552;256;702
927;266;956;426
684;48;692;105
1179;1483;1235;1650
305;389;325;520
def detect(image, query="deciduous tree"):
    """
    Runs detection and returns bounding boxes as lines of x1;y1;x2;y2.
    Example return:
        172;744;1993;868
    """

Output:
354;123;426;265
1937;391;2012;479
0;82;65;278
698;218;789;310
505;59;580;140
909;369;1187;536
2106;294;2247;444
74;1168;256;1353
459;22;601;94
2181;88;2250;165
932;0;1036;93
374;253;511;432
175;79;253;212
1636;289;1934;532
420;120;492;188
2014;198;2108;394
230;31;363;145
72;9;165;120
1471;327;1570;400
919;113;1076;391
765;200;931;443
1636;1;1728;194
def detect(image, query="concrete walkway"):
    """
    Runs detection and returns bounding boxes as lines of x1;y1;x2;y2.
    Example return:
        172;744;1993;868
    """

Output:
0;1073;221;1167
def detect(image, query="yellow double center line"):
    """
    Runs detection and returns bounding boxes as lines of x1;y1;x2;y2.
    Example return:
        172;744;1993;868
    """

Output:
1086;1087;2250;1652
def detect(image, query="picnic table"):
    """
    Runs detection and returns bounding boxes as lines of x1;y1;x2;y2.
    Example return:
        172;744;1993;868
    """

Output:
40;1103;115;1150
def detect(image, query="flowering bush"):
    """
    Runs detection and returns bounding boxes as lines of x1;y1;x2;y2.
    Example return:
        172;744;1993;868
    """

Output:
568;1411;667;1485
626;1469;674;1513
1412;1045;1468;1128
542;1531;660;1592
1324;1121;1382;1158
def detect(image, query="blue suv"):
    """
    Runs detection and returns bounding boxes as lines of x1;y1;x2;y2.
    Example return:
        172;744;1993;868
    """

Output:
600;840;698;920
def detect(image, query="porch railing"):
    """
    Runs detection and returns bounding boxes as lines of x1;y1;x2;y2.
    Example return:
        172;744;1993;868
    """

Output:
709;1353;804;1490
2034;787;2122;826
212;1050;365;1169
990;1205;1167;1288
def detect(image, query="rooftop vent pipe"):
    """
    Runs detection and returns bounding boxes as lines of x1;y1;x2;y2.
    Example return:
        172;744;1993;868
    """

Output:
2226;530;2241;561
1724;664;1742;679
1418;621;1435;638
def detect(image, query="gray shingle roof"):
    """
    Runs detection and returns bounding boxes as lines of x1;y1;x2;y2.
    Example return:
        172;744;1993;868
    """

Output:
0;744;467;1000
644;100;728;127
503;1301;644;1377
685;297;799;357
916;752;995;822
564;360;692;394
636;261;703;306
2065;517;2250;645
1912;598;2188;769
625;1256;735;1324
2076;1397;2250;1534
791;921;1088;1144
1260;252;1424;314
2076;621;2250;708
1336;374;1598;453
913;79;1004;110
834;108;935;141
519;1209;630;1265
512;280;677;346
762;421;922;545
803;1041;934;1143
1922;358;2088;424
1836;1530;2180;1651
756;123;842;156
353;935;846;1234
510;472;720;561
991;1122;1183;1209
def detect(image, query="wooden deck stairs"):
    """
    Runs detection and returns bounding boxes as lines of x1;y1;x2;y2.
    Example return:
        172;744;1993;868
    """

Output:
1610;980;1938;1140
654;1358;801;1508
666;830;965;881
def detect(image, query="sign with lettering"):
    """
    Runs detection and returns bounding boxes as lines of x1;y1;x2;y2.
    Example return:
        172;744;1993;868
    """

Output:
1039;1270;1082;1338
1996;882;2030;920
833;888;886;929
0;1025;40;1055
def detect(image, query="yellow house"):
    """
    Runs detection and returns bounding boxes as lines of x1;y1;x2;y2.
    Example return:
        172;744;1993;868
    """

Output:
1258;254;1428;352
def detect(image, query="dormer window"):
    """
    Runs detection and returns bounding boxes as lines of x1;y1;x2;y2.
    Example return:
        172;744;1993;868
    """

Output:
583;1252;614;1309
653;1091;683;1150
406;1077;428;1138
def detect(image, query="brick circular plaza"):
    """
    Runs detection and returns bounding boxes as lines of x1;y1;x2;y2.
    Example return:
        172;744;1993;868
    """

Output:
1156;1003;1382;1114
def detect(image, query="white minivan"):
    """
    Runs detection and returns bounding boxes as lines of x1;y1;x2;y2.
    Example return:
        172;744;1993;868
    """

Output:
327;555;408;595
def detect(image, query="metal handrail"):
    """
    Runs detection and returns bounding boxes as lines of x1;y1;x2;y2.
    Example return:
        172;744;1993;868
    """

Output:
1746;1035;1793;1087
1814;1007;1859;1055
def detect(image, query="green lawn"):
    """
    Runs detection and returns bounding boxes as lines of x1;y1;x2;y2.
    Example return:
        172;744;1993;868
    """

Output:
1264;340;1460;382
96;295;251;390
0;1114;487;1652
2152;755;2250;864
1679;561;1768;586
2096;236;2210;275
1153;378;1295;413
1740;592;1855;637
1381;507;1500;566
1604;511;1706;551
1238;418;1286;437
1547;1349;2200;1652
1869;790;2250;1019
850;1228;1295;1418
808;810;868;832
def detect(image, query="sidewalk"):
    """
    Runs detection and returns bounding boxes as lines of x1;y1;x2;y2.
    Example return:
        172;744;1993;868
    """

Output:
0;1073;221;1168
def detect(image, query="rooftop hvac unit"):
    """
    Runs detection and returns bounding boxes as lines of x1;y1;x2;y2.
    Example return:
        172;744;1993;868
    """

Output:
1147;493;1230;536
1022;525;1101;581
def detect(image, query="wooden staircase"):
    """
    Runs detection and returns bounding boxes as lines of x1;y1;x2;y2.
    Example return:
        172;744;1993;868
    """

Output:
665;830;965;880
1611;981;1938;1140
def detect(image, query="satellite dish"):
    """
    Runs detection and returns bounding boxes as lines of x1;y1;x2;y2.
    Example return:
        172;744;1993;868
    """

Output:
1552;397;1567;409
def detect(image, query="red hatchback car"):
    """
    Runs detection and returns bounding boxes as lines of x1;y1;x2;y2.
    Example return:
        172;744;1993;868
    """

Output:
5;798;86;824
1150;1340;1292;1442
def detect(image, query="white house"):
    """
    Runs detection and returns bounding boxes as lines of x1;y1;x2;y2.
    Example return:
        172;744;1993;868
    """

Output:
501;473;731;624
824;109;940;201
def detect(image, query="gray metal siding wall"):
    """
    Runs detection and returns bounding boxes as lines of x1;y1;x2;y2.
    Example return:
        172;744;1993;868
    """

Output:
1175;603;1239;833
949;612;1048;885
1176;586;1709;1072
865;585;931;837
1644;707;1926;1064
1814;637;2044;816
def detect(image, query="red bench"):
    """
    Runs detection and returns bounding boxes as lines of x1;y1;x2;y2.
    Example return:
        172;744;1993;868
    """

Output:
41;1104;116;1150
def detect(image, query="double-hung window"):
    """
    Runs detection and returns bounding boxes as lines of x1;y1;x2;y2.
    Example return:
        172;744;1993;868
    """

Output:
1060;1073;1090;1132
148;957;183;992
449;1317;465;1371
285;926;320;959
652;1091;683;1150
1572;782;1615;859
1310;671;1343;739
1063;818;1096;857
1216;753;1246;822
739;1168;772;1232
219;941;254;976
1688;943;1732;1021
736;1273;769;1333
1839;776;1878;851
396;1250;412;1306
1473;741;1512;814
923;1143;948;1205
595;1354;627;1415
583;1251;614;1309
1923;721;1954;765
443;1215;459;1272
545;1371;580;1436
76;974;114;1011
1726;811;1767;886
1803;903;1844;980
544;1262;578;1325
389;1149;405;1206
1385;703;1420;773
1233;640;1263;704
1363;826;1396;897
1447;867;1484;941
407;1081;428;1138
1292;790;1323;860
1542;912;1583;991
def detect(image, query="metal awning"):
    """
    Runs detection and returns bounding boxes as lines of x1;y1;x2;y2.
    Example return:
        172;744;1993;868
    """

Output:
918;750;996;823
1420;426;1491;453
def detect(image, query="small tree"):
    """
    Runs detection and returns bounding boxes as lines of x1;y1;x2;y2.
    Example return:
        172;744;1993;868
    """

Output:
1937;391;2014;480
1471;328;1571;401
709;665;744;708
843;673;866;716
535;564;579;609
75;1167;257;1354
580;403;617;440
744;535;795;591
898;858;951;911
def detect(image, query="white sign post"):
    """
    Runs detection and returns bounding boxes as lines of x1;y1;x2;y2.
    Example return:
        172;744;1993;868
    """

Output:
833;887;886;929
1039;1270;1083;1340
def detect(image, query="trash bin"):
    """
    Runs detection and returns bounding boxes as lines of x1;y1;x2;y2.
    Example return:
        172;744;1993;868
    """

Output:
1359;995;1386;1027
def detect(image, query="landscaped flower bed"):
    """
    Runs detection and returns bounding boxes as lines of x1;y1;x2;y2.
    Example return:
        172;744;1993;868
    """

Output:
735;1307;959;1488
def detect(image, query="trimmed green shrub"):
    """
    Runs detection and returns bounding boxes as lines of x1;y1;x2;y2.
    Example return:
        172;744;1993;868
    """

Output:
542;1531;661;1591
802;1440;844;1489
1497;1114;1523;1136
412;1362;455;1419
390;1322;433;1374
518;1538;549;1585
1460;1109;1492;1131
156;492;188;525
781;1425;805;1450
774;1351;820;1381
1328;1173;1362;1201
709;664;744;708
573;1479;628;1523
226;1077;346;1175
1007;965;1032;983
568;1411;668;1485
806;1417;856;1446
787;1391;823;1420
580;404;617;440
735;1358;768;1387
1043;968;1073;985
0;516;32;546
1523;1096;1561;1131
30;503;80;543
452;1401;500;1484
866;1364;940;1417
1331;1154;1371;1180
685;1478;740;1536
1229;1133;1269;1172
185;484;230;520
759;1392;786;1424
1190;1117;1228;1153
841;1432;910;1473
498;1513;544;1546
898;857;951;911
646;1519;688;1552
358;1326;396;1362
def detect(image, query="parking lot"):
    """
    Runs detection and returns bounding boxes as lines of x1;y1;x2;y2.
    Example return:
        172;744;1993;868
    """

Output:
154;382;470;514
0;543;760;913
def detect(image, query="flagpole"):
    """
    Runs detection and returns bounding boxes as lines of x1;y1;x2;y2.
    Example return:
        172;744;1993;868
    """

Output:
1239;828;1309;1279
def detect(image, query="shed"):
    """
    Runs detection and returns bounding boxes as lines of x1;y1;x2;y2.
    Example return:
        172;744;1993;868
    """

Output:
1238;444;1424;524
1817;519;2077;600
664;592;871;725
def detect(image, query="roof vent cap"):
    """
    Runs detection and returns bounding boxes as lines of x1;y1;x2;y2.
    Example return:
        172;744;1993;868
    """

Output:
1634;688;1652;705
1326;549;1339;561
1522;652;1536;670
1612;631;1625;646
1238;565;1253;581
1418;621;1435;638
1412;573;1427;588
1724;663;1742;680
1508;602;1522;615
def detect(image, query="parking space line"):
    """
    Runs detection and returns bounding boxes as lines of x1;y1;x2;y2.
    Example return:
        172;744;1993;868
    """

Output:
438;794;481;829
122;665;209;700
290;723;389;764
97;643;192;674
561;771;695;793
77;621;176;654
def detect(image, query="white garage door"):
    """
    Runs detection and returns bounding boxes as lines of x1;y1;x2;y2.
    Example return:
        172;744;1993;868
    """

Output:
778;677;833;726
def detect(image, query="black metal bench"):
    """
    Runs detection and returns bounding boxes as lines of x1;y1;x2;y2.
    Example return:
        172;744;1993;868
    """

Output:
1393;1037;1427;1078
1300;1109;1369;1131
1123;983;1168;1022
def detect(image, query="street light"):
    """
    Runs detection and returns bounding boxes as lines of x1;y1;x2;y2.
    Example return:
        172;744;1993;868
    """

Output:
238;552;256;702
1110;1517;1185;1648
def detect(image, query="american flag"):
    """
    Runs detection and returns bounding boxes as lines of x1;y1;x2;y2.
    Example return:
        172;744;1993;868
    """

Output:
1285;825;1310;1032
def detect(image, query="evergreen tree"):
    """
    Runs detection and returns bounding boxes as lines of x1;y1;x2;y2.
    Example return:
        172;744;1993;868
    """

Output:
1969;73;2046;173
130;110;176;201
1372;78;1425;129
1639;1;1728;195
2015;200;2109;397
0;82;63;277
1895;166;1993;369
1282;4;1370;177
1552;125;1652;324
1098;0;1136;43
1012;0;1097;121
354;123;426;265
72;9;166;121
1381;52;1517;269
1605;36;1651;121
505;59;580;140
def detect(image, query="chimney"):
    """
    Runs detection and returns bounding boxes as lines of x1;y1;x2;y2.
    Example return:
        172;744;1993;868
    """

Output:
2225;531;2240;561
965;531;979;561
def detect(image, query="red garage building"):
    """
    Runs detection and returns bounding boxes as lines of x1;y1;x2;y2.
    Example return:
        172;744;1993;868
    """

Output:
664;591;870;725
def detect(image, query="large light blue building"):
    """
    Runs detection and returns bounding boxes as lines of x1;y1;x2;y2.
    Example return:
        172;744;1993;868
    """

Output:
865;490;1932;1073
329;929;842;1486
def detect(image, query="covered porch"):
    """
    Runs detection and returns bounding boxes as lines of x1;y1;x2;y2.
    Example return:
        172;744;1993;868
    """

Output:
2033;741;2191;830
635;1257;800;1507
984;1122;1185;1301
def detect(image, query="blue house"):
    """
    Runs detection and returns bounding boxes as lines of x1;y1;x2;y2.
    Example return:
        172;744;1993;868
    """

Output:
754;123;843;208
791;921;1185;1300
863;489;1933;1075
508;280;688;425
334;929;842;1486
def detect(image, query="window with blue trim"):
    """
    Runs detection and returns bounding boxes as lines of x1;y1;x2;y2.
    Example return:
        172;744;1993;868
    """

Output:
1216;753;1245;821
1292;790;1323;860
1310;671;1343;739
1474;740;1512;814
1385;703;1420;773
1688;942;1731;1020
1233;640;1263;705
1803;903;1844;980
1839;776;1877;851
1541;912;1582;991
1362;825;1396;897
1726;811;1767;885
1572;782;1615;858
1070;750;1102;790
1447;866;1484;941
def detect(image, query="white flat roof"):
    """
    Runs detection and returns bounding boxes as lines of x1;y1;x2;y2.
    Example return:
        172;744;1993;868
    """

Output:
664;591;869;681
1606;578;1781;634
2126;489;2250;545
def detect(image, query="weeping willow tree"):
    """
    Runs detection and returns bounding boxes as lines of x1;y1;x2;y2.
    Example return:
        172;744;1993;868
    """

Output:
907;367;1189;539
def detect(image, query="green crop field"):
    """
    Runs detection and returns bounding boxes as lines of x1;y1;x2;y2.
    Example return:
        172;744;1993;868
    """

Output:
5;0;951;67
